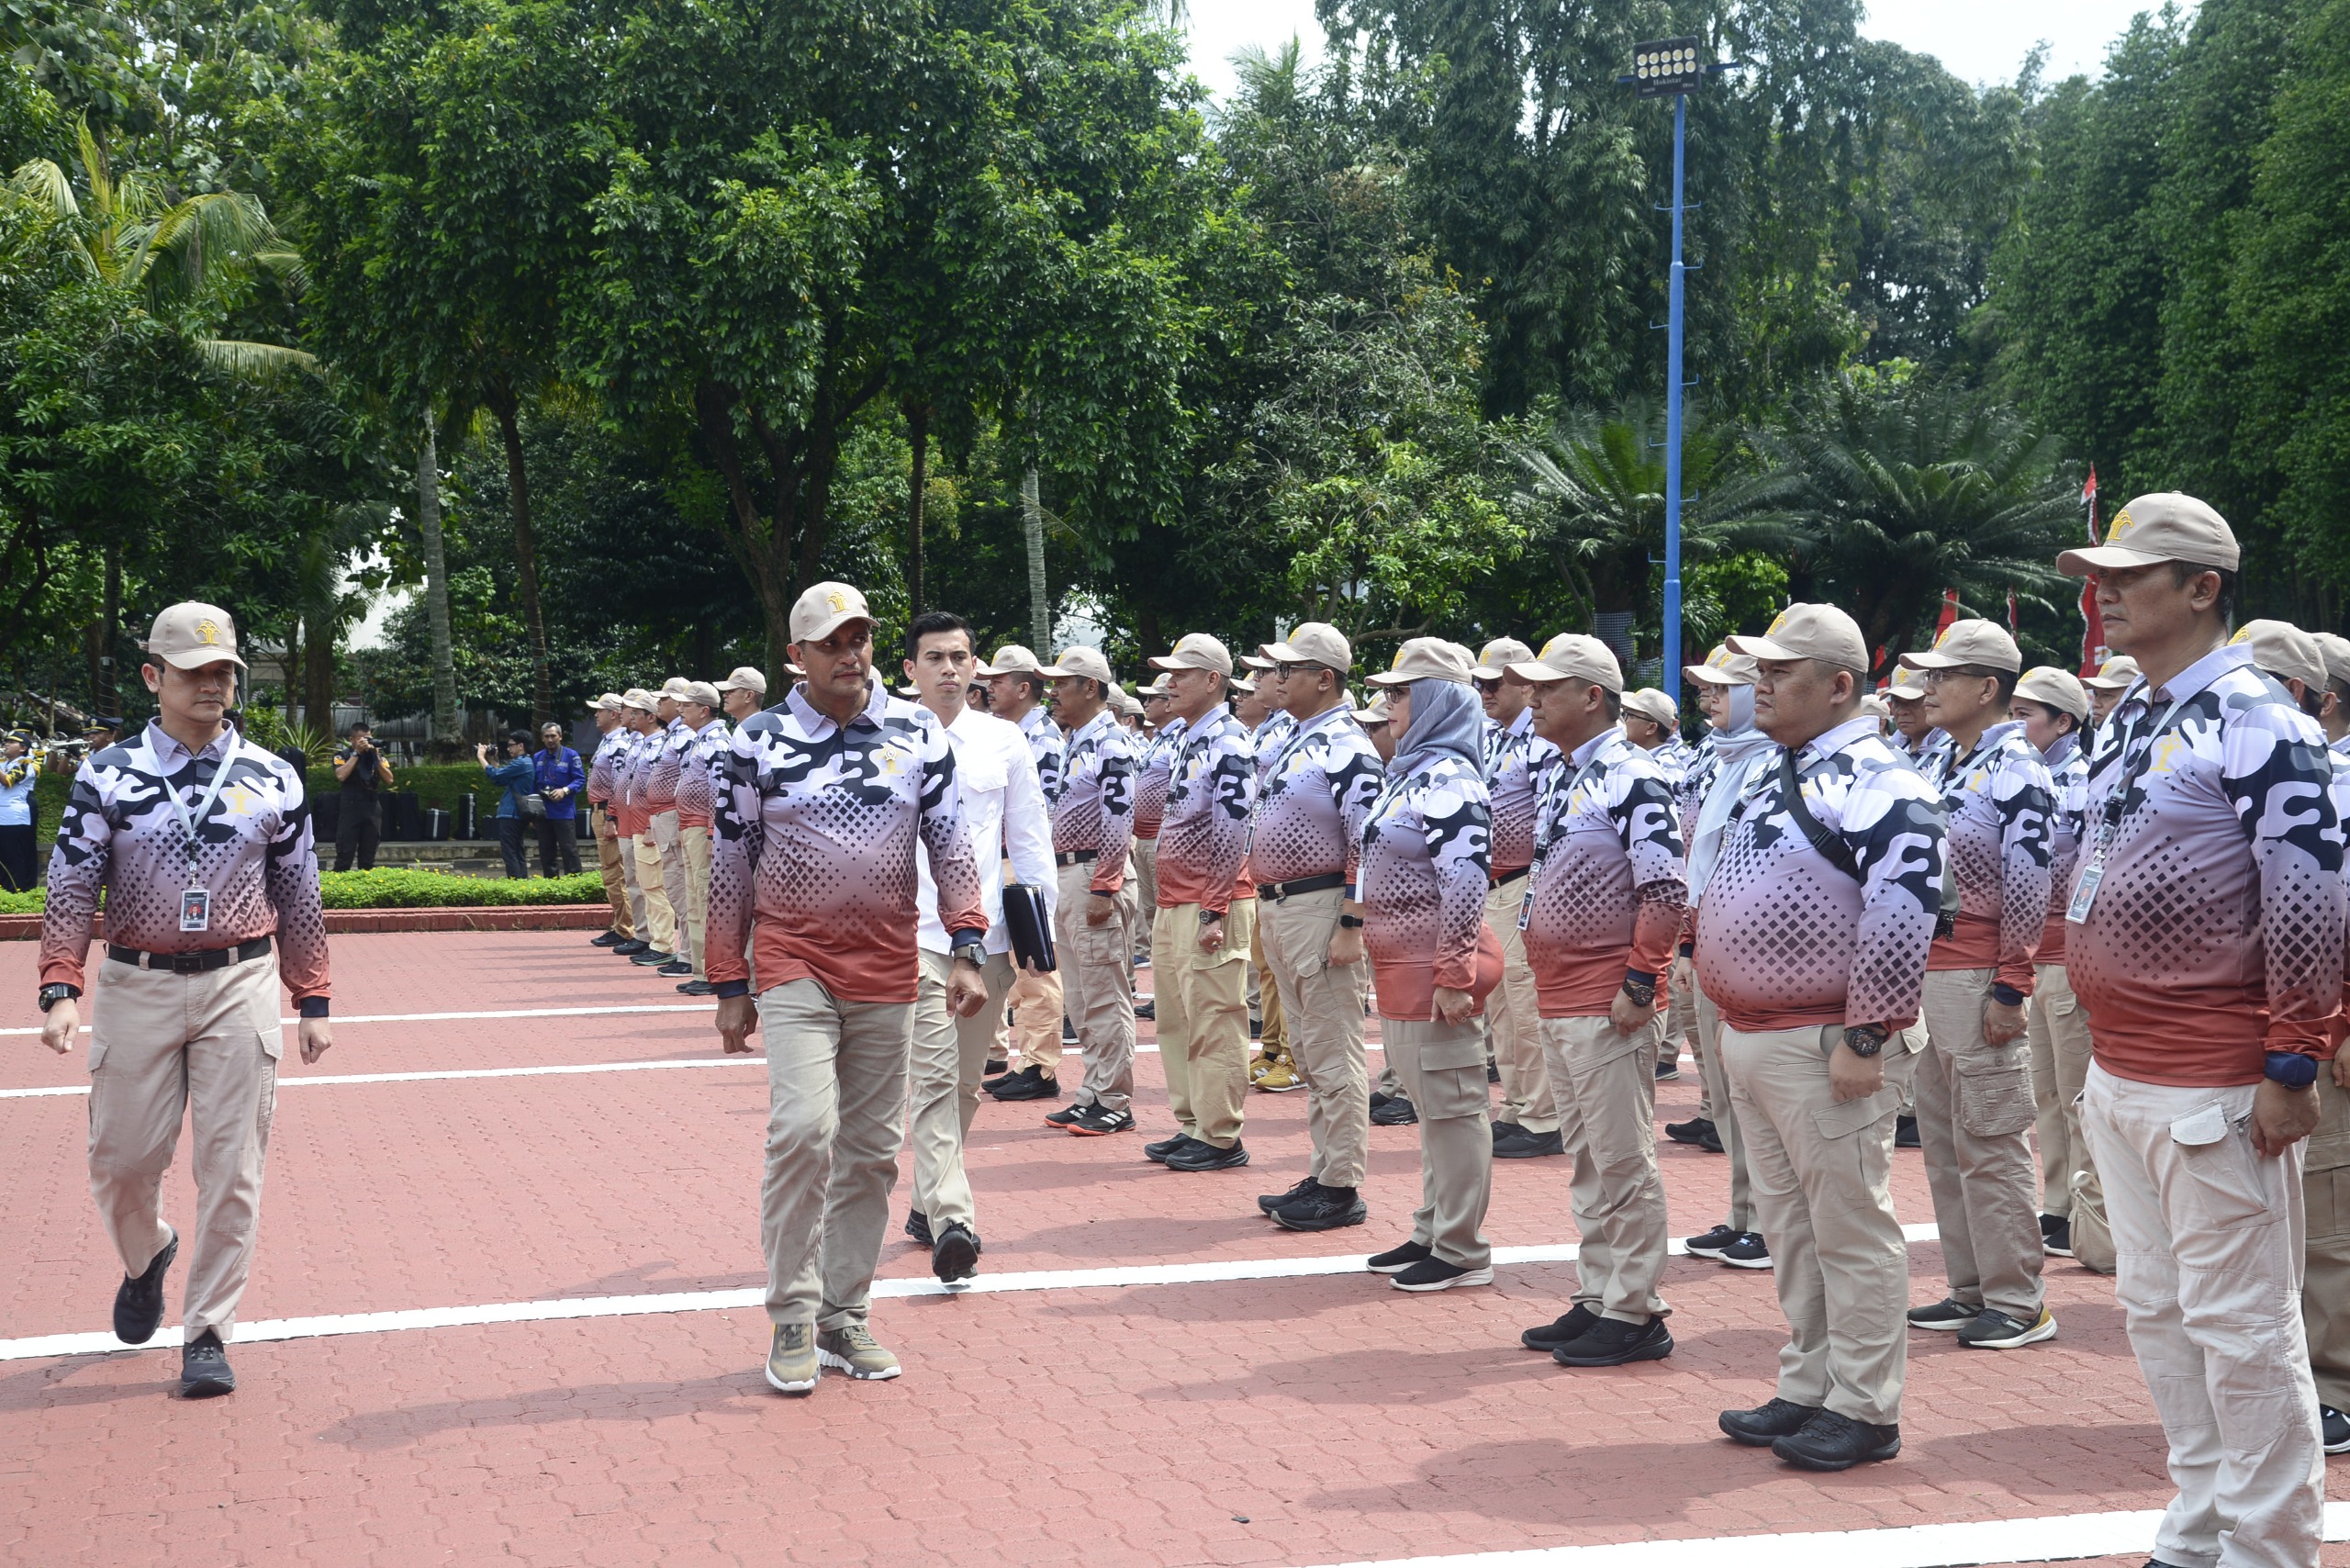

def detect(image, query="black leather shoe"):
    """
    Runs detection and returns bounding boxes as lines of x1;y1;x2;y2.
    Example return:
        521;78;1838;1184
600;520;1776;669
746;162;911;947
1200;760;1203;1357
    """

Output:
1145;1133;1200;1163
1520;1305;1598;1351
1494;1127;1565;1159
904;1209;934;1248
1550;1315;1673;1367
990;1068;1061;1103
932;1223;980;1285
1718;1397;1823;1447
181;1329;235;1398
1259;1177;1319;1215
1697;1124;1725;1153
113;1230;177;1345
1164;1138;1248;1172
613;939;651;956
1370;1096;1418;1126
1272;1185;1365;1231
1771;1409;1900;1471
1664;1116;1715;1147
1134;999;1155;1021
1489;1119;1525;1146
591;931;626;947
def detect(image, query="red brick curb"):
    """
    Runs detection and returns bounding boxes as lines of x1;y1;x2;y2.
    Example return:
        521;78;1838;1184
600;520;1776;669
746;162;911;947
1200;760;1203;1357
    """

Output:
0;904;609;941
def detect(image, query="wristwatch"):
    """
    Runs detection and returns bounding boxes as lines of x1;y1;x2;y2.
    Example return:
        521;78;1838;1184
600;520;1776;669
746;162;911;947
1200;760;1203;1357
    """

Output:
1842;1023;1890;1058
1198;910;1224;926
2265;1050;2320;1090
949;940;987;969
1619;973;1658;1008
1337;913;1364;929
38;983;79;1013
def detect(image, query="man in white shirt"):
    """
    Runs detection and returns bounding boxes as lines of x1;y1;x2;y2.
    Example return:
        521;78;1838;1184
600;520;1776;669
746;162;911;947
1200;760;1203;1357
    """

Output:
903;613;1055;1282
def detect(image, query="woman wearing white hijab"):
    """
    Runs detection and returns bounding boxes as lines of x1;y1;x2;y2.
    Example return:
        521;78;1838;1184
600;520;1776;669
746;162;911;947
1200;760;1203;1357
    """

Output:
1357;639;1505;1292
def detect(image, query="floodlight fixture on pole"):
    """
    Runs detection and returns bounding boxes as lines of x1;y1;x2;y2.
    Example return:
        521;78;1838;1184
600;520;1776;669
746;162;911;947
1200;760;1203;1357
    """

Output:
1617;36;1725;696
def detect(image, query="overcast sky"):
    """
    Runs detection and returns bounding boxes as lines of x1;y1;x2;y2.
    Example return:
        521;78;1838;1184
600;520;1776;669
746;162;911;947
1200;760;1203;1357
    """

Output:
1178;0;2187;103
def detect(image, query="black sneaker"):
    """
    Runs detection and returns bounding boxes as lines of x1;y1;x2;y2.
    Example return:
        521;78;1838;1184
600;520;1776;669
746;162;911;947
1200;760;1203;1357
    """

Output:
992;1069;1060;1103
1719;1233;1773;1270
1259;1177;1319;1216
1664;1117;1716;1148
1907;1296;1977;1331
1370;1096;1419;1126
1494;1127;1565;1159
1718;1397;1823;1447
904;1209;934;1248
2041;1214;2075;1258
1550;1315;1672;1366
657;959;693;977
1061;1016;1078;1043
1272;1185;1366;1232
1681;1225;1740;1261
1068;1104;1135;1137
1654;1058;1681;1082
113;1230;178;1345
932;1222;980;1285
1391;1256;1494;1292
613;939;651;956
1771;1409;1900;1471
2322;1404;2350;1454
591;931;626;947
1490;1119;1524;1146
1145;1133;1201;1164
1367;1240;1432;1274
1894;1114;1920;1148
1134;999;1155;1021
630;948;676;967
1957;1306;2057;1349
1164;1138;1249;1172
1044;1103;1088;1128
1485;1059;1500;1083
1697;1124;1725;1153
181;1329;235;1398
1520;1305;1599;1351
677;980;714;996
984;1058;1009;1076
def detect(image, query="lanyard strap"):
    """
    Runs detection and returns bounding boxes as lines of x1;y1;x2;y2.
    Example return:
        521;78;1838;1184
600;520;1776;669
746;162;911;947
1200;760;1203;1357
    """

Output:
160;733;241;864
2098;694;2193;844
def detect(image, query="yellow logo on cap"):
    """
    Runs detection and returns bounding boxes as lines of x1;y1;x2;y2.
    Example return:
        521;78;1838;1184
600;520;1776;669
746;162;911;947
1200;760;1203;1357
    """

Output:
1935;624;1955;648
195;619;220;645
1391;648;1406;669
2109;510;2133;540
2230;627;2252;645
825;590;847;614
1767;610;1790;635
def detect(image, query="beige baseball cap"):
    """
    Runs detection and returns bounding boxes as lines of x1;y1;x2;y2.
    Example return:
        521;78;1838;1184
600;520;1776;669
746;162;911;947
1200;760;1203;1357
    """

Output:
982;644;1046;678
2059;492;2239;576
1508;633;1622;692
1106;683;1141;716
2314;633;2350;689
784;663;806;678
1885;666;1927;702
144;601;246;670
1684;644;1758;688
1356;692;1392;723
621;688;657;712
1137;673;1172;698
1471;637;1537;679
1368;637;1475;687
681;680;722;709
593;692;628;713
1239;652;1276;671
1229;674;1259;695
2014;666;2090;722
789;581;874;644
1262;622;1352;672
658;676;695;701
2080;655;2142;693
1622;689;1679;728
2232;620;2327;692
1729;604;1869;673
1858;693;1891;721
1900;618;2023;674
1040;645;1115;685
716;666;767;696
1148;633;1234;676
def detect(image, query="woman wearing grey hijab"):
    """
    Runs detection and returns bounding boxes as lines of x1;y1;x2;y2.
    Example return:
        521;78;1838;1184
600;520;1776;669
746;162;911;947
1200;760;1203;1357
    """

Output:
1357;640;1505;1293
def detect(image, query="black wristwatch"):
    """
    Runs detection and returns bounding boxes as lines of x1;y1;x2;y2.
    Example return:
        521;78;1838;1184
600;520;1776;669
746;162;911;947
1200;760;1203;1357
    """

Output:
949;940;987;969
1842;1023;1890;1058
38;983;79;1013
1198;910;1224;926
1337;913;1363;929
1619;973;1658;1008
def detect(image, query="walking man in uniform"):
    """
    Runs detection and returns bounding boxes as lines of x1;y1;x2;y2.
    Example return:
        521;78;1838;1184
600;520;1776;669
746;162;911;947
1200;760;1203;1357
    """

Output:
1696;604;1947;1471
1898;620;2058;1350
1036;646;1143;1137
38;603;334;1397
2059;495;2343;1567
1510;635;1687;1366
707;582;990;1393
1248;623;1383;1230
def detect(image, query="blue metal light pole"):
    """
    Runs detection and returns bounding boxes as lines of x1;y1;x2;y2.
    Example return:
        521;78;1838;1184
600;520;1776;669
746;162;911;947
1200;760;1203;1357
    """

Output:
1662;91;1688;690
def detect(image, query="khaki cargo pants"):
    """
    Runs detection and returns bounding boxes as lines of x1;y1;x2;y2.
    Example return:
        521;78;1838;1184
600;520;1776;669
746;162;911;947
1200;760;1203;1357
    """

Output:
1541;1011;1671;1323
1385;1014;1493;1269
591;803;633;938
1916;967;2047;1323
1150;898;1256;1149
1258;886;1369;1189
1057;858;1138;1114
1485;878;1554;1134
905;950;1017;1235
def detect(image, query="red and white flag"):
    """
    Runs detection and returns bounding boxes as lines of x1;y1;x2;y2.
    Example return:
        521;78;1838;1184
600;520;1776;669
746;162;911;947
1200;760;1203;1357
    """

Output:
2078;468;2107;676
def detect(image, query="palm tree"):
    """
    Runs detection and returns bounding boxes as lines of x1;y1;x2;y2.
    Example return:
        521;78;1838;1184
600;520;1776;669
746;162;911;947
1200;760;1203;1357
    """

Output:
8;118;314;377
1759;374;2078;666
1509;398;1804;656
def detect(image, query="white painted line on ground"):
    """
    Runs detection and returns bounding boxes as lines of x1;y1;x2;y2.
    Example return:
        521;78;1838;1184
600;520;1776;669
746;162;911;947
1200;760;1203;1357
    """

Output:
1296;1505;2349;1568
0;1002;718;1038
0;1226;1941;1362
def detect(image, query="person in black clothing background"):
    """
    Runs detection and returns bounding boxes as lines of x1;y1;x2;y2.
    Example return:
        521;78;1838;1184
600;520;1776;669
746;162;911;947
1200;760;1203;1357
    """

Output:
332;720;392;871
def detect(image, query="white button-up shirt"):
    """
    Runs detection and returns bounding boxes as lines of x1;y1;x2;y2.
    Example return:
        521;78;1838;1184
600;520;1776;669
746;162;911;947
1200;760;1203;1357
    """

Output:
918;704;1057;956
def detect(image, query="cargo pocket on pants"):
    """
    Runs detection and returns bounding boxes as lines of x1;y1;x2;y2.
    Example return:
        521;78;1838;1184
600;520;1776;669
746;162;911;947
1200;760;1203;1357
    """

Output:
1955;1058;2034;1137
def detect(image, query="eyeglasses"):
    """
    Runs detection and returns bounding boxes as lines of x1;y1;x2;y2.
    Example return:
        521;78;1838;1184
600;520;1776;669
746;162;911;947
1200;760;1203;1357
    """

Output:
1473;677;1503;693
1921;666;1996;687
1273;662;1327;679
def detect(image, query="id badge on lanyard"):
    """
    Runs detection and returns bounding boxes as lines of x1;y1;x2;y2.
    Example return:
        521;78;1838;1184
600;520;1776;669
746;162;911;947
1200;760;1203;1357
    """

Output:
164;737;239;934
2067;697;2185;925
1518;755;1604;932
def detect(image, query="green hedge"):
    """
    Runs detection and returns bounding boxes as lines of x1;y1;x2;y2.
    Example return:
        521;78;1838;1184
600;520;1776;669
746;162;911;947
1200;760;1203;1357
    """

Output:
0;868;604;916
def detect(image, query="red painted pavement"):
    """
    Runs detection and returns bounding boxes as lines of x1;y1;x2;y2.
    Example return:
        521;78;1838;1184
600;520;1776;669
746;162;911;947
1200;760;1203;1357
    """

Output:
2;932;2344;1567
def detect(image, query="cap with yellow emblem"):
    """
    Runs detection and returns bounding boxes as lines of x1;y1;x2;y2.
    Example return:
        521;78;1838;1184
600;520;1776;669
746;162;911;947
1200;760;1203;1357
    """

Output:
789;581;874;644
2058;492;2239;576
144;602;247;671
2231;620;2327;693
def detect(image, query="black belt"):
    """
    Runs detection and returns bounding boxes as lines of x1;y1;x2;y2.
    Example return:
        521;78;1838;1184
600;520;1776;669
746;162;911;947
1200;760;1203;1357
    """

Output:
1491;865;1529;889
1054;850;1099;868
1259;872;1346;903
106;935;273;974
